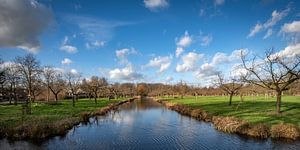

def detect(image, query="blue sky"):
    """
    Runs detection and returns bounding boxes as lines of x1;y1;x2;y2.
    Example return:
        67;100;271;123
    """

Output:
1;0;300;86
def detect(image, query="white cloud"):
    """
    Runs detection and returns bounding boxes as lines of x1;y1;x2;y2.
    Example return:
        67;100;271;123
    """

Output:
248;23;263;38
176;31;192;47
147;55;172;73
60;36;77;53
281;20;300;33
86;40;105;49
176;52;204;72
61;58;73;65
60;45;77;53
214;0;225;6
248;7;290;38
175;31;192;58
175;47;184;58
263;29;273;39
144;0;169;11
116;48;137;64
195;63;218;78
0;0;52;53
109;64;143;81
275;43;300;58
70;69;78;75
165;76;173;82
211;48;247;65
201;35;213;46
264;9;290;28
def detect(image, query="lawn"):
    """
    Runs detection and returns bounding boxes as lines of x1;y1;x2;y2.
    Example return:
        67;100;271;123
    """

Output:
0;98;128;128
162;96;300;126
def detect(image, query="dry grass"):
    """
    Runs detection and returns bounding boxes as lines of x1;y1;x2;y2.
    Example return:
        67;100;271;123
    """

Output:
270;123;300;140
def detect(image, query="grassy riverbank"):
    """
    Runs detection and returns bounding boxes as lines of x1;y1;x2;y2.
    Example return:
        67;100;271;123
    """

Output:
0;98;130;140
161;96;300;126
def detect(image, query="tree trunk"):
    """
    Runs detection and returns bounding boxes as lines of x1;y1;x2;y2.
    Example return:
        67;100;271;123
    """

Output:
94;92;97;104
229;93;233;106
47;86;50;102
72;94;75;107
276;90;282;114
54;93;58;102
14;87;17;105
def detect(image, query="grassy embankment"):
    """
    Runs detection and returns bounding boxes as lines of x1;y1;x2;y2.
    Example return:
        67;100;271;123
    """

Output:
163;96;300;126
0;98;130;140
158;96;300;139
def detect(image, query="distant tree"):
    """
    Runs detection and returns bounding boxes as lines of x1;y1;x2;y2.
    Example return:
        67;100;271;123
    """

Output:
81;78;93;100
241;49;300;114
0;59;6;101
215;72;243;105
5;63;20;105
47;68;65;102
15;54;41;114
65;71;81;107
42;66;55;102
176;81;189;99
137;83;148;97
89;76;108;104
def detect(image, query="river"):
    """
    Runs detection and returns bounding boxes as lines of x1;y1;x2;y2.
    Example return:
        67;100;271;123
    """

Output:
1;98;300;150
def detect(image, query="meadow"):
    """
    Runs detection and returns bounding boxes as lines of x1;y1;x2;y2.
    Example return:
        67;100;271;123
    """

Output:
162;96;300;126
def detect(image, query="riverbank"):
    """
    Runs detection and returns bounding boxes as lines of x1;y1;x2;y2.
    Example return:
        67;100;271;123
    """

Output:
154;96;300;140
0;98;135;140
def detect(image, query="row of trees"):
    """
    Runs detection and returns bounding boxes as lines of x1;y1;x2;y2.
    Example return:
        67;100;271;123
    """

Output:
0;48;299;114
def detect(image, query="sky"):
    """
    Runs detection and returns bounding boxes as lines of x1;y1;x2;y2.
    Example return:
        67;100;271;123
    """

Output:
0;0;300;86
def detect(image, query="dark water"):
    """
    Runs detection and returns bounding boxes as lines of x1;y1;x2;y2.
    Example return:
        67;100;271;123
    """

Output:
1;98;300;150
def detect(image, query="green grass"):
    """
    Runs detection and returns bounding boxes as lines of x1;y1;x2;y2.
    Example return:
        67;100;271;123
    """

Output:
162;96;300;126
0;98;128;128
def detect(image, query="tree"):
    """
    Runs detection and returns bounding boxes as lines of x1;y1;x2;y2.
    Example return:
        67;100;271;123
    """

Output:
15;54;41;114
216;72;243;105
137;83;148;97
5;63;20;105
89;76;108;104
42;66;55;102
47;69;65;102
0;59;6;101
241;49;300;114
65;71;81;107
176;81;189;99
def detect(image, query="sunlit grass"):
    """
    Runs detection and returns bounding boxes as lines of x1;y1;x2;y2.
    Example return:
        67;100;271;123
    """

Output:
162;96;300;126
0;98;127;128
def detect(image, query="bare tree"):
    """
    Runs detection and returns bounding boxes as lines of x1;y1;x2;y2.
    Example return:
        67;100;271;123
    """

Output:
89;76;108;104
65;71;81;107
216;72;243;105
5;63;20;105
176;81;189;99
15;54;41;114
42;66;55;102
241;49;300;114
46;68;65;102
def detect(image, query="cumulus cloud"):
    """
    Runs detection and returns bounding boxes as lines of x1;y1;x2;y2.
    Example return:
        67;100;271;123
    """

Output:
175;31;192;58
61;58;73;65
0;0;52;53
70;68;78;75
247;7;290;38
147;55;172;73
274;43;300;58
195;63;218;79
60;36;78;53
211;48;247;65
116;48;137;64
109;64;143;81
144;0;169;11
176;31;192;47
281;20;300;33
176;52;204;72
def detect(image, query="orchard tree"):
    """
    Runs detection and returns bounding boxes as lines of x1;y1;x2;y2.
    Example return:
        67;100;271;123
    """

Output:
215;72;243;105
65;70;81;107
241;49;300;114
